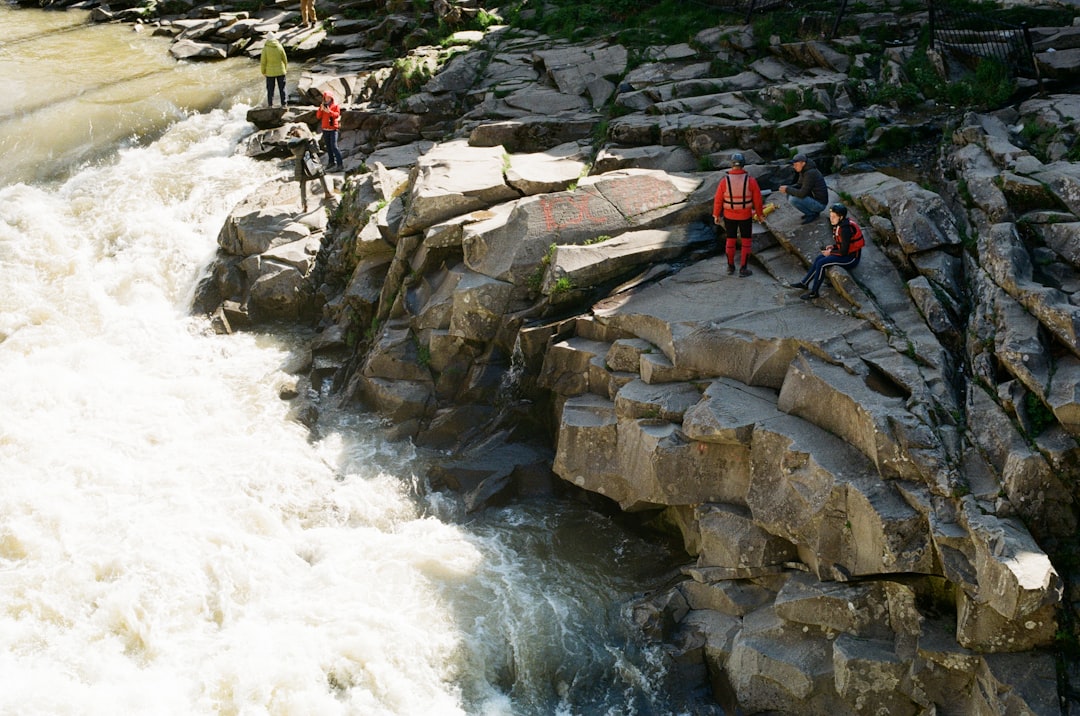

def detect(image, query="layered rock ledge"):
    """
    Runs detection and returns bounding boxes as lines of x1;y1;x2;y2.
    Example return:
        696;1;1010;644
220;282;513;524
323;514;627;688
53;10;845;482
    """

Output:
51;0;1080;709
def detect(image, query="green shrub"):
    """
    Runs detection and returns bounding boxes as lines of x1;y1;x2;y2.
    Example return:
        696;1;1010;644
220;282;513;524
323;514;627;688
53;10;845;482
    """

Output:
364;316;381;342
552;276;573;294
513;0;721;46
1024;392;1055;437
710;57;742;78
475;9;500;28
1019;121;1056;162
762;104;794;122
527;265;545;291
414;337;432;367
872;82;923;109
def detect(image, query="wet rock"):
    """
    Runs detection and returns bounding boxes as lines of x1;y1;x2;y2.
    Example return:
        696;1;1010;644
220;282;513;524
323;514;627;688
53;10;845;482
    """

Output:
168;38;228;60
177;8;1080;710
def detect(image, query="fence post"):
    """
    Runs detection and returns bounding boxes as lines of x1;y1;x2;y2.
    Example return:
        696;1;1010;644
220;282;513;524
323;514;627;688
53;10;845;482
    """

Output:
830;0;849;39
1022;22;1045;93
927;0;936;51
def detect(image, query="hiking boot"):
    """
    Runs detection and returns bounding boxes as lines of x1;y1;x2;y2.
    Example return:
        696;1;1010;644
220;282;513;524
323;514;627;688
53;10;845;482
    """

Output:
788;281;807;289
739;266;752;277
800;291;819;301
726;264;736;275
800;213;820;225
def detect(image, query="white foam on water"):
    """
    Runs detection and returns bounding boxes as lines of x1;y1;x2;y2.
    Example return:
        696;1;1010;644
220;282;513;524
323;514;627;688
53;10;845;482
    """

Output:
0;29;687;714
0;107;495;716
0;12;691;712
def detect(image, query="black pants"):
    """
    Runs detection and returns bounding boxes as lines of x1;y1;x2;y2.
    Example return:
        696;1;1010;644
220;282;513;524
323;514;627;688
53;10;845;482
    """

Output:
801;251;861;293
265;75;286;106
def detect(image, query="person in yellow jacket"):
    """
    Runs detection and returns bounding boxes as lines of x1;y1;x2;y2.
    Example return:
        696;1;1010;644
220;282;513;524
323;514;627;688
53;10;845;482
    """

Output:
259;33;288;107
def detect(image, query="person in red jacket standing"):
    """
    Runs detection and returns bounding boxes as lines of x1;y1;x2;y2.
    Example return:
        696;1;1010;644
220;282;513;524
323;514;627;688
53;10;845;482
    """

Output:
316;91;344;171
712;153;764;277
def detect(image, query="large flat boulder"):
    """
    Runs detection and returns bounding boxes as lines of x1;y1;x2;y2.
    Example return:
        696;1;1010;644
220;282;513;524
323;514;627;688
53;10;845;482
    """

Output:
399;139;519;235
543;225;710;296
594;259;866;389
462;170;703;288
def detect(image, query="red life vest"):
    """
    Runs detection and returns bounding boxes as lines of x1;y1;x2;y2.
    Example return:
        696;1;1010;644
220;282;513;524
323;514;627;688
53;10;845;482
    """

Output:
723;173;753;210
833;218;865;254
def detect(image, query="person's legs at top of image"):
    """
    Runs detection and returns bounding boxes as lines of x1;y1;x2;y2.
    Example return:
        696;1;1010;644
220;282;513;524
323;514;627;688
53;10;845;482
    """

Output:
265;76;275;107
301;0;317;27
275;76;286;106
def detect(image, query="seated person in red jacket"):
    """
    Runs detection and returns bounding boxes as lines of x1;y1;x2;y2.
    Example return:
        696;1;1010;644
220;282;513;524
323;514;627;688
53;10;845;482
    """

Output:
789;203;864;300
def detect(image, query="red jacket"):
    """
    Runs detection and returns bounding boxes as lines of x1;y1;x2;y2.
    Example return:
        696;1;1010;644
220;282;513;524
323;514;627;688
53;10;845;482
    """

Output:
713;168;764;221
832;218;865;255
317;99;340;131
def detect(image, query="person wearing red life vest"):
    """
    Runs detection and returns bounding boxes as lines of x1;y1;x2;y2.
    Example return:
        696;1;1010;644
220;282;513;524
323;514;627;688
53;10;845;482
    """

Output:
789;203;864;300
712;153;765;277
316;92;344;171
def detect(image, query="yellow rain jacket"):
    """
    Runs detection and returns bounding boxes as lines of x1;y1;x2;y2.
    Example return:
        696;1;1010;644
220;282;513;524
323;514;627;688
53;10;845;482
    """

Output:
260;38;288;77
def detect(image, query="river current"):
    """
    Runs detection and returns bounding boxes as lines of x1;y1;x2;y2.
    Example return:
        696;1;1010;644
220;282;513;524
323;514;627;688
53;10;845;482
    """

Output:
0;6;696;715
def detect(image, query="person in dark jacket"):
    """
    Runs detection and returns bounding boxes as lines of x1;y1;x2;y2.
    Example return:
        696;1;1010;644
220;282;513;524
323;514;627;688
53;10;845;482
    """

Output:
778;153;828;224
789;203;864;299
288;136;332;213
712;152;765;277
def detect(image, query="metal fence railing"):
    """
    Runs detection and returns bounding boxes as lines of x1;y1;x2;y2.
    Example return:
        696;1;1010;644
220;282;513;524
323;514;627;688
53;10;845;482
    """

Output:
741;0;788;23
927;3;1041;87
696;0;787;25
697;0;1042;90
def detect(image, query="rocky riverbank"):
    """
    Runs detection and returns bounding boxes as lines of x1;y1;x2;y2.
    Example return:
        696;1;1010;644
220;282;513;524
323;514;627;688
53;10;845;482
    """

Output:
42;0;1080;709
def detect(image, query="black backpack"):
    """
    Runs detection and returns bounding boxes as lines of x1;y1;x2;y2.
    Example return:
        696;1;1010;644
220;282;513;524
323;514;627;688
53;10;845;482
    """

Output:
302;143;323;178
